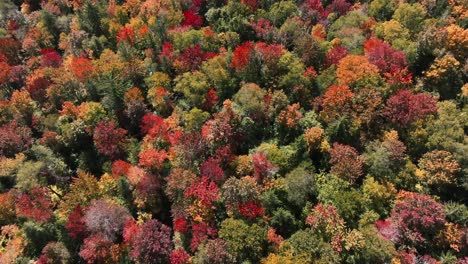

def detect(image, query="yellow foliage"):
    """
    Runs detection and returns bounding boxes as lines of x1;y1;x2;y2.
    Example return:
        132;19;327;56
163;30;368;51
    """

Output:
424;54;460;79
58;170;101;219
446;24;468;59
0;154;25;177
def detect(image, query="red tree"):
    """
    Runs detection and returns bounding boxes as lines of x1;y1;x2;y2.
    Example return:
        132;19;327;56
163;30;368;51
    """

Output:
16;188;54;223
328;143;363;184
129;219;173;263
0;120;32;157
325;45;348;68
182;11;203;28
65;205;87;240
390;191;446;248
364;38;407;73
230;42;253;71
138;148;169;170
384;90;438;127
184;176;220;207
170;249;190;264
93;120;128;159
200;158;226;185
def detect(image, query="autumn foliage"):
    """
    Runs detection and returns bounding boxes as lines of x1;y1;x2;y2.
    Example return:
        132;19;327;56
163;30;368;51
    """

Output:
0;0;466;263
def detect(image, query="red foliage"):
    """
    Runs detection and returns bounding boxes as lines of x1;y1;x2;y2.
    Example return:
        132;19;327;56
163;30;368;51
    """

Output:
384;90;438;127
174;217;189;233
375;219;399;242
117;26;135;44
251;18;275;39
200;159;226;185
177;44;216;71
301;0;329;21
170;249;191;264
66;205;87;240
0;37;20;65
17;188;54;223
141;113;181;145
111;160;132;178
70;57;94;82
203;88;219;110
190;222;217;252
325;45;348;68
182;11;203;28
129;219;173;263
93;120;128;159
328;143;363;184
390;191;446;247
26;71;50;101
230;42;253;70
326;0;352;16
252;152;277;181
0;61;12;85
0;120;32;158
138;148;169;170
238;201;264;219
159;42;176;65
184;176;220;207
241;0;258;9
40;48;62;68
364;38;407;73
79;233;114;264
123;219;140;244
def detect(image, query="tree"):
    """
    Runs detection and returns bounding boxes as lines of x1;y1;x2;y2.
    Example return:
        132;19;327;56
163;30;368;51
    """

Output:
418;150;461;185
384;90;437;127
392;3;427;33
336;55;380;88
129;219;173;263
389;191;446;249
0;121;32;158
65;205;87;240
174;71;211;108
93;120;128;160
16;188;54;223
83;199;132;241
218;218;268;262
36;242;70;264
328;143;363;184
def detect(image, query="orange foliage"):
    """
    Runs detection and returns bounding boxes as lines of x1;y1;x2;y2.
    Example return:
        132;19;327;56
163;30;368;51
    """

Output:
336;55;379;86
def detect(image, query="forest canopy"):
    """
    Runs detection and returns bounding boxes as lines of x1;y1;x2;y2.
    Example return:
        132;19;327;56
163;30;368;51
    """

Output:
0;0;467;263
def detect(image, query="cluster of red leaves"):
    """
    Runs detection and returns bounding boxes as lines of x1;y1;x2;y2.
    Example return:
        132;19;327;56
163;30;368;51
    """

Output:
79;233;115;264
190;222;217;252
117;26;136;44
170;249;191;264
128;219;172;263
141;113;181;145
184;176;220;207
177;44;216;71
200;158;226;185
384;90;438;127
17;188;54;223
252;152;277;180
174;217;189;233
328;143;363;184
364;38;407;73
251;19;274;39
390;191;446;246
302;0;329;21
375;219;399;242
40;48;62;68
325;45;348;68
326;0;352;16
182;11;203;28
238;201;264;219
0;121;32;157
111;160;132;178
230;42;253;70
93;120;128;159
66;205;87;240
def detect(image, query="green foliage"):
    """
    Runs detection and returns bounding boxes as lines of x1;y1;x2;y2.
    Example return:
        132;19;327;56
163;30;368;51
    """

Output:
219;218;268;262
